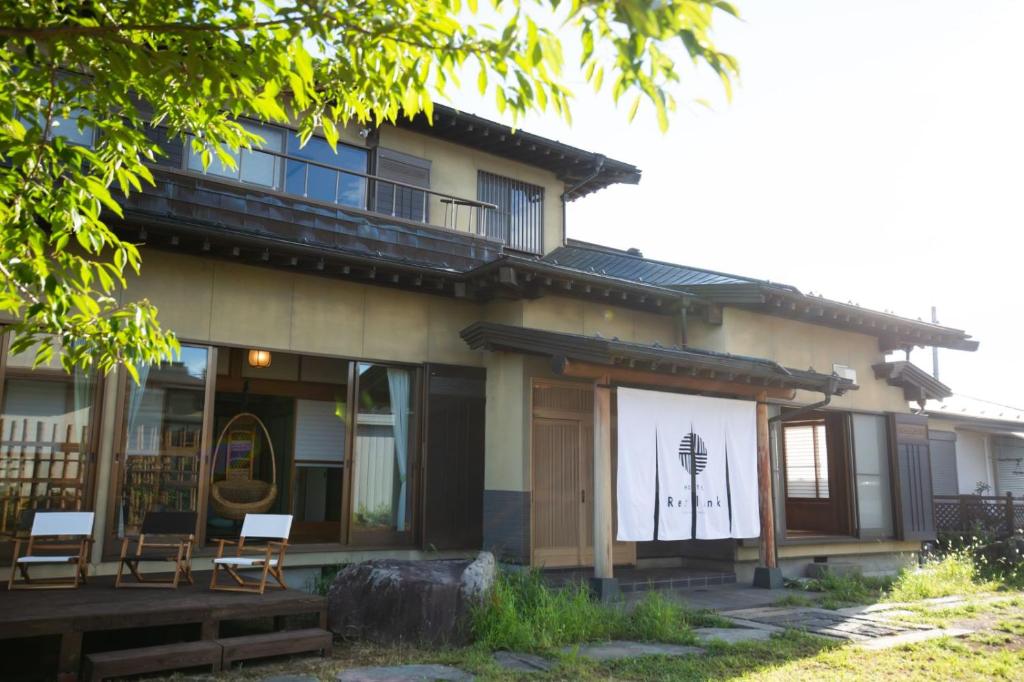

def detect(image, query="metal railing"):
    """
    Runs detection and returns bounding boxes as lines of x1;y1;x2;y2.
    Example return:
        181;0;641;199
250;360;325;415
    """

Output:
178;142;498;235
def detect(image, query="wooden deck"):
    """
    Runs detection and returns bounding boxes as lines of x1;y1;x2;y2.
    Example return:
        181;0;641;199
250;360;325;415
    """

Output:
0;572;327;681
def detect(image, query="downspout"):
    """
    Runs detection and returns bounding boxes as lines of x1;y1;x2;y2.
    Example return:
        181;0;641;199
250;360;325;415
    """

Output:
768;377;839;424
560;154;606;246
763;376;839;565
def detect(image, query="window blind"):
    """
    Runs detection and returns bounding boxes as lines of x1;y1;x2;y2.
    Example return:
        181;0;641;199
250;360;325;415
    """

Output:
784;423;830;499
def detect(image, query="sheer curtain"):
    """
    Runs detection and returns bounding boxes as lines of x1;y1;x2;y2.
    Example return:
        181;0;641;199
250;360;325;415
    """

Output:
386;368;411;531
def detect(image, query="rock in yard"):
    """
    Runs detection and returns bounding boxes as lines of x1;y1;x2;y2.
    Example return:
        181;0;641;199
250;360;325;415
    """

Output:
561;641;704;662
327;552;495;645
337;664;474;681
492;651;554;673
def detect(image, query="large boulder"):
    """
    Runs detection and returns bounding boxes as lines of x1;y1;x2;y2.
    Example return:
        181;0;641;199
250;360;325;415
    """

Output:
327;552;495;645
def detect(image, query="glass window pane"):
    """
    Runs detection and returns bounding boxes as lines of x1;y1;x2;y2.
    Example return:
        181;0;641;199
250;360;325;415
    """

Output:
187;139;240;179
0;364;95;537
853;414;893;536
117;345;208;538
209;350;348;544
240;149;280;187
286;132;368;208
306;164;339;203
51;111;94;146
351;364;414;535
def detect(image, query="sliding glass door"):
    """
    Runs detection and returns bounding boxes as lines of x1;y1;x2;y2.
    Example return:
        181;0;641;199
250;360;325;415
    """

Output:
348;363;417;545
106;345;215;554
0;337;101;554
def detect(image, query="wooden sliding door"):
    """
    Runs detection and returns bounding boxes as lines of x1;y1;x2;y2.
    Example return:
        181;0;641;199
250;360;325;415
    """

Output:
531;380;634;568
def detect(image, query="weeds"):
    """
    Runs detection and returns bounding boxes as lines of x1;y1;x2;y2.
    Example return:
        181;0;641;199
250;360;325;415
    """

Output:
888;551;998;602
801;571;892;609
470;570;713;652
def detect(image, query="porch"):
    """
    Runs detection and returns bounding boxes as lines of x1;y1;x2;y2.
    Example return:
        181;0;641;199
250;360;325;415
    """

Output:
0;572;327;681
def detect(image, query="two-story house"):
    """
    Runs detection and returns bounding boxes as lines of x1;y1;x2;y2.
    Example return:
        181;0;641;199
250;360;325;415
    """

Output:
0;104;978;586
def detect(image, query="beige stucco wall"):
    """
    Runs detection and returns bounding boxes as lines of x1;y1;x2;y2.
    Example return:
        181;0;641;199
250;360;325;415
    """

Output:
123;250;484;367
519;296;678;346
377;126;565;254
483;352;528;492
687;308;909;413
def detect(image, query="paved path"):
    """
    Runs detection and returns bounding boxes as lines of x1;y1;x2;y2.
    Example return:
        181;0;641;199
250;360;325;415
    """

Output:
625;584;820;611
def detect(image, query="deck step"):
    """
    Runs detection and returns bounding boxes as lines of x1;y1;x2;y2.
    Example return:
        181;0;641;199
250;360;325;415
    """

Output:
84;640;221;681
218;627;333;667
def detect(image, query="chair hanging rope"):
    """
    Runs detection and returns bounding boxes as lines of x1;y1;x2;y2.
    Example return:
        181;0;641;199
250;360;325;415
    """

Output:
209;412;278;520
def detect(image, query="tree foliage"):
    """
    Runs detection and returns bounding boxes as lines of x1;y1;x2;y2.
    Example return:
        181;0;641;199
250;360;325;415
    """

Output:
0;0;738;376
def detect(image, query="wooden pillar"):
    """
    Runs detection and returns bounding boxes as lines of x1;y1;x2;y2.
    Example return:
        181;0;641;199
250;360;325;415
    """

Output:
593;382;614;583
57;631;82;682
756;391;777;570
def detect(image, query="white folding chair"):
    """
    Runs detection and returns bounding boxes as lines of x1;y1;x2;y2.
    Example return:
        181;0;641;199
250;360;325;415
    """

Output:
8;511;95;590
209;514;292;594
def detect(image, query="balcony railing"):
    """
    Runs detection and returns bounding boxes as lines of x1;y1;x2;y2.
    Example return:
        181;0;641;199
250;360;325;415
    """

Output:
152;134;498;236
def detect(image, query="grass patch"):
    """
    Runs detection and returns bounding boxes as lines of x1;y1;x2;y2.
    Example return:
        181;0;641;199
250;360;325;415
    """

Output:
887;552;998;603
996;617;1024;636
471;570;722;652
800;571;892;609
773;594;816;608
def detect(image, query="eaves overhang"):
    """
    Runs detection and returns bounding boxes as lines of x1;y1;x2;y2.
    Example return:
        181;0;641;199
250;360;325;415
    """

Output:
463;256;708;314
392;104;641;200
462;321;857;396
873;361;953;405
693;284;979;352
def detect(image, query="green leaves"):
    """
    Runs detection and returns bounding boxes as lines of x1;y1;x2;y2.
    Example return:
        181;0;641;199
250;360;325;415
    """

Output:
0;0;738;378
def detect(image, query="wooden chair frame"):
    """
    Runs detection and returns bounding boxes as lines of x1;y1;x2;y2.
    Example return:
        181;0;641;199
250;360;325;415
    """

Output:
115;527;196;589
209;536;289;594
8;512;94;590
209;514;292;594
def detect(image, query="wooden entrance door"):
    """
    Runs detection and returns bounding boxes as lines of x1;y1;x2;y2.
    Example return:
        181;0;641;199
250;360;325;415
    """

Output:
531;381;634;568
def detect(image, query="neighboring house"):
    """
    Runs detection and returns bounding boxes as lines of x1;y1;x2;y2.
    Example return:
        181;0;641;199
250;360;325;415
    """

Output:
924;395;1024;502
0;105;981;584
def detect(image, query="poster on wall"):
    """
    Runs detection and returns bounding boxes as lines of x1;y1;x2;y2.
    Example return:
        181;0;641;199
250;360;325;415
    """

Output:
616;387;760;541
225;430;255;480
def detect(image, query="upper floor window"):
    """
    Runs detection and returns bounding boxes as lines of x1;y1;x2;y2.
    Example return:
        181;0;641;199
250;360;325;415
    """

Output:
477;171;543;254
284;133;368;208
186;121;284;189
373;148;431;223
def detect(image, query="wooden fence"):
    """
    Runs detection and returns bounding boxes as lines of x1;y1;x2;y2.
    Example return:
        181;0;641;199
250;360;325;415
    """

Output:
934;493;1024;538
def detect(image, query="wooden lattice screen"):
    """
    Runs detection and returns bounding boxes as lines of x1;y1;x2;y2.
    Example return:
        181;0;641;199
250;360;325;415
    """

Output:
934;493;1021;538
0;417;90;535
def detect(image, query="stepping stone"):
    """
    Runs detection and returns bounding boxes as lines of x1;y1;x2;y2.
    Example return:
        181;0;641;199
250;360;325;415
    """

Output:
694;627;773;644
560;641;704;662
337;664;474;681
492;651;554;673
263;677;320;682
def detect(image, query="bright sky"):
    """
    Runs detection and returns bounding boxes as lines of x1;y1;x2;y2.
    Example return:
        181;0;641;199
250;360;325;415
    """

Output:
450;0;1024;410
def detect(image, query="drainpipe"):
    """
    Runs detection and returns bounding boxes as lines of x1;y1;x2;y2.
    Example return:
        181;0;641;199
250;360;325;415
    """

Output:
768;377;839;424
560;155;606;245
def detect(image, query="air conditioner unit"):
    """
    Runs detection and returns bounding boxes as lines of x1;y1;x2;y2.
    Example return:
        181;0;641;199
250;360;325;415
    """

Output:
832;364;858;384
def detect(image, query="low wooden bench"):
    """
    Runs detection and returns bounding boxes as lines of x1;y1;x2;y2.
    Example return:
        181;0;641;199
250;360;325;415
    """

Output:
218;627;333;668
83;640;222;681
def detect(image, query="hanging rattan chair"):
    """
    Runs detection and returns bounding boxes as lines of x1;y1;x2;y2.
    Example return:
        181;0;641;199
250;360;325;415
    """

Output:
209;412;277;521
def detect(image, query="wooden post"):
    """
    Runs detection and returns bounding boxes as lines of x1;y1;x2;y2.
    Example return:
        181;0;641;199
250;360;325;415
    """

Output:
57;631;82;682
1007;492;1015;536
756;393;776;568
753;391;779;588
592;382;616;598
